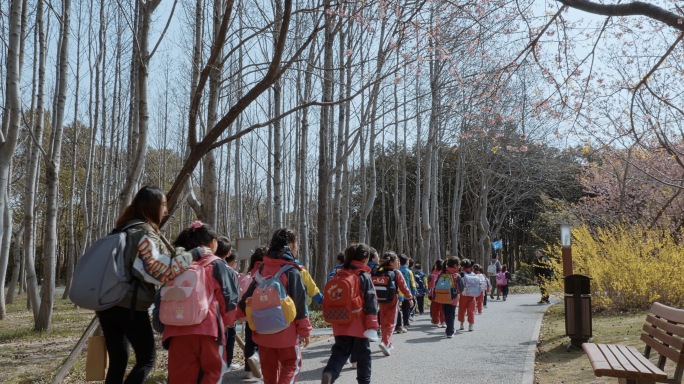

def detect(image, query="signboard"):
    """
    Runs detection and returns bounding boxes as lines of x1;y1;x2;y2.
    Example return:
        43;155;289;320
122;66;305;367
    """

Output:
235;237;261;260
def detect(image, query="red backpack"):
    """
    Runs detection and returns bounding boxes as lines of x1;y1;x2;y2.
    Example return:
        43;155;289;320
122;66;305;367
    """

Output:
322;269;364;324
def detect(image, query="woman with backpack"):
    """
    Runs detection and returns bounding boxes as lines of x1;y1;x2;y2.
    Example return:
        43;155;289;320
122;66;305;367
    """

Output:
162;222;239;384
428;259;446;328
96;186;213;384
321;243;379;384
237;228;312;384
372;251;413;356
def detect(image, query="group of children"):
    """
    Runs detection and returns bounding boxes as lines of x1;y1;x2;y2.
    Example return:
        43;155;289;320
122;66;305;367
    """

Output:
150;223;514;384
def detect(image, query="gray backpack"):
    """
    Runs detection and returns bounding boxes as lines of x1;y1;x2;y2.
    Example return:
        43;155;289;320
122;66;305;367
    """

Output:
69;222;143;311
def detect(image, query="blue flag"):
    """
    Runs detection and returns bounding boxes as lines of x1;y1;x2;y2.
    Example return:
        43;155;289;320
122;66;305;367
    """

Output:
491;240;502;250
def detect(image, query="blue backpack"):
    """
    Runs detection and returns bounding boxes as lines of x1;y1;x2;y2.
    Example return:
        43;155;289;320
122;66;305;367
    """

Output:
462;272;482;297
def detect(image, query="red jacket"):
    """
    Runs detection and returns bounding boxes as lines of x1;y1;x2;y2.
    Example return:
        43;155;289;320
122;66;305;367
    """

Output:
237;255;312;348
162;256;237;343
330;261;379;338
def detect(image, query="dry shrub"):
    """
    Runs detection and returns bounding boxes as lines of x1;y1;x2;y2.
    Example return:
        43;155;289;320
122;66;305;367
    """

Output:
546;225;684;313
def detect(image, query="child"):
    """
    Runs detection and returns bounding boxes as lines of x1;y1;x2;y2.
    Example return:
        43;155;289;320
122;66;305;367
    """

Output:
429;259;446;328
458;259;479;332
241;247;267;379
372;251;413;356
473;264;489;315
438;257;462;338
367;248;379;271
327;252;345;282
162;222;239;384
396;254;416;333
412;263;429;315
237;228;311;384
321;243;379;384
497;264;512;301
215;238;241;372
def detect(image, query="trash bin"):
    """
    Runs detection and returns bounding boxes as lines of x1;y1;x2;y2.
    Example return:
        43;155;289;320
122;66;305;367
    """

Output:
564;274;592;347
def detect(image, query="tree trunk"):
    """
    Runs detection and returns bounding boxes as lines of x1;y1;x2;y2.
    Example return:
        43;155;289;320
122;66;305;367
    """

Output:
0;0;25;320
37;0;71;331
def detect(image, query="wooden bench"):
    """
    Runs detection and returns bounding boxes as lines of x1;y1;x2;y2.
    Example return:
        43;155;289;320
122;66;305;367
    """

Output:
583;302;684;384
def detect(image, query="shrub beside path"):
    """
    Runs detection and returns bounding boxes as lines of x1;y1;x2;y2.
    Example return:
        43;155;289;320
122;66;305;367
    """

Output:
225;293;551;383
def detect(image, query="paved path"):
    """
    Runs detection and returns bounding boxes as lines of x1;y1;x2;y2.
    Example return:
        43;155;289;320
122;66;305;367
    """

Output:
225;293;550;384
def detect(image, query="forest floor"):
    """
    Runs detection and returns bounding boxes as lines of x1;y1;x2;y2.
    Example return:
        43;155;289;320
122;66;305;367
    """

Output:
0;288;659;384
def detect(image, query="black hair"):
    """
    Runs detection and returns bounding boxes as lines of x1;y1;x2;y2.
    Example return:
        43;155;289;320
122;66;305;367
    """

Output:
460;258;473;270
472;263;481;273
215;236;231;258
408;258;415;268
115;186;166;230
379;252;398;269
173;222;218;250
269;228;297;257
247;246;268;272
336;252;345;264
433;259;443;272
369;247;379;261
502;264;508;272
226;249;238;264
442;256;460;273
398;254;409;266
414;262;422;270
343;243;370;268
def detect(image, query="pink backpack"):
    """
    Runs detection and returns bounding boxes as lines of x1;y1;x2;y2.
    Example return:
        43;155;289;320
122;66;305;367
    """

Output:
159;255;220;326
238;272;254;300
496;271;507;286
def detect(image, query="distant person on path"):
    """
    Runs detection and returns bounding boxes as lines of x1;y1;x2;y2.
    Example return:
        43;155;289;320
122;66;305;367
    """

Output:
428;259;446;328
396;254;417;332
216;238;241;373
496;264;512;301
533;249;553;304
163;222;238;384
367;248;379;271
487;254;502;300
237;228;312;384
371;251;413;356
412;262;429;315
96;186;212;384
321;243;379;384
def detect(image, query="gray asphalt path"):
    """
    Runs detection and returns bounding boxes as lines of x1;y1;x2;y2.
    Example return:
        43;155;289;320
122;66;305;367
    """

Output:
225;293;550;384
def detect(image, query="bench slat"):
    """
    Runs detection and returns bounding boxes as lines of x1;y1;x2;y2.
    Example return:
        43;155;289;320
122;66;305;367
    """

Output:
646;314;684;339
584;343;614;375
650;302;684;325
606;344;640;374
642;323;684;354
641;333;682;364
618;344;667;380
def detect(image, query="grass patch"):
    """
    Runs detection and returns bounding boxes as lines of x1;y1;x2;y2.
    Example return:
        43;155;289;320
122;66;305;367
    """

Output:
535;304;649;383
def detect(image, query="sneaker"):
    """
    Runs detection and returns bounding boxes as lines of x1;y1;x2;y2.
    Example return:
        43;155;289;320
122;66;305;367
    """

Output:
440;323;447;328
459;323;464;331
538;300;546;304
468;323;474;332
350;362;357;369
497;296;501;300
395;327;403;334
490;295;494;299
244;371;254;379
321;372;333;384
247;355;262;379
446;334;453;338
503;297;507;301
379;342;391;356
433;323;441;328
229;362;241;371
484;305;487;308
544;299;551;304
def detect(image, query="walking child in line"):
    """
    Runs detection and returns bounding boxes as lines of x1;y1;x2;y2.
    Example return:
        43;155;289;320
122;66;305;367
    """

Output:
429;259;446;328
434;257;462;338
371;251;413;356
240;247;267;379
321;243;379;384
237;228;312;384
458;259;480;332
473;264;489;315
215;238;241;373
497;264;512;301
412;262;429;315
162;222;239;384
396;254;416;332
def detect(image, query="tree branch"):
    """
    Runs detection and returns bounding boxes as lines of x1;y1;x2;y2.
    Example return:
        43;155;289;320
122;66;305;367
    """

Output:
558;0;684;31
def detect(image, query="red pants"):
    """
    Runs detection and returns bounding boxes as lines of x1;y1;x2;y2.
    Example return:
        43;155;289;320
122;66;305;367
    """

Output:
430;298;445;324
259;344;302;384
458;295;476;324
476;292;484;313
379;300;398;346
167;335;226;384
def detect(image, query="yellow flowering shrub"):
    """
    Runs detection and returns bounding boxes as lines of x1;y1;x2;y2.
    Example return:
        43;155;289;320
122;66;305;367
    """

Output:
546;225;684;313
